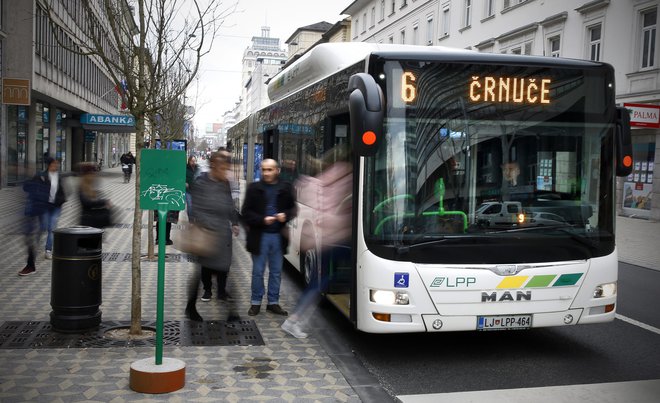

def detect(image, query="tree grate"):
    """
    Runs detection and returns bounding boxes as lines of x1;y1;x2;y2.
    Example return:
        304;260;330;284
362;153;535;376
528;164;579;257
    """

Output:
102;253;197;263
0;320;264;349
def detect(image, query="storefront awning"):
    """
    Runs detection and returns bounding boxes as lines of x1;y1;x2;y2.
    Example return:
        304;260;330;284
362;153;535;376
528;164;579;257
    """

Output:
81;123;136;133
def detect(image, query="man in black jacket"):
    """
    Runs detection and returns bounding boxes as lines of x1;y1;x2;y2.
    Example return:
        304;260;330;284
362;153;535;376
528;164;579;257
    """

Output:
241;159;297;316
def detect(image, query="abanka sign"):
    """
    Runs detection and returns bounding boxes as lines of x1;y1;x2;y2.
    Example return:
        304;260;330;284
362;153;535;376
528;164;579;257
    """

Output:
80;113;136;126
624;103;660;128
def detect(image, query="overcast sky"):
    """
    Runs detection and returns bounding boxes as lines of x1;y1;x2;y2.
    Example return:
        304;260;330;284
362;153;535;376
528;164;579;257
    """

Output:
190;0;352;132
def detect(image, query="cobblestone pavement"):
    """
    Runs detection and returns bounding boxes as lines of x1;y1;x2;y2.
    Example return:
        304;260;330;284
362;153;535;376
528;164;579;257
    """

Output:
0;168;362;402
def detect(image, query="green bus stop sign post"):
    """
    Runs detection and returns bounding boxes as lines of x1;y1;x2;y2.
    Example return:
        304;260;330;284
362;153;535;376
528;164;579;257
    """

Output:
139;149;186;365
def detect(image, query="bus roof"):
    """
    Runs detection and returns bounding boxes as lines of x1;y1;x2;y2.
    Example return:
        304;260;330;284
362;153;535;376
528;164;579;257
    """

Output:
266;42;608;103
267;43;472;102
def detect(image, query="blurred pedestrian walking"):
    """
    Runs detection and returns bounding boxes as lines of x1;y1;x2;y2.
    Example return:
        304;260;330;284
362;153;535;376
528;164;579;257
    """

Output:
79;164;113;228
185;155;199;217
281;146;352;338
217;147;240;208
241;159;297;317
40;157;67;260
18;165;49;276
120;151;135;183
185;151;240;321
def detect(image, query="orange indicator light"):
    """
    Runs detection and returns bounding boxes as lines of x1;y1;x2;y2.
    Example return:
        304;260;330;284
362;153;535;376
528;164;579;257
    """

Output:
623;155;633;167
362;131;376;145
372;313;391;322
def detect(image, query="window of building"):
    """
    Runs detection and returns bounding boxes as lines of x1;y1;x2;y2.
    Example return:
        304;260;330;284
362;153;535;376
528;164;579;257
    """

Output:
426;15;434;44
641;8;657;69
503;0;529;10
400;29;406;44
589;24;601;61
363;12;367;32
371;7;376;27
354;18;359;38
508;41;532;55
380;0;385;21
389;35;394;44
413;23;419;45
549;36;560;57
442;5;450;37
401;0;408;8
485;0;495;18
464;0;472;28
391;0;396;15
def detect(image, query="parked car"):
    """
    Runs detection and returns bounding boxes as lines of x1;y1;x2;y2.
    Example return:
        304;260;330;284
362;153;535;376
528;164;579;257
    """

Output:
525;211;567;226
475;201;524;227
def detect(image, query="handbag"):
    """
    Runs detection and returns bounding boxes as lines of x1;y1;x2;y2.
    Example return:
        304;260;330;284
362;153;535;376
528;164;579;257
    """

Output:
174;222;217;257
82;207;112;228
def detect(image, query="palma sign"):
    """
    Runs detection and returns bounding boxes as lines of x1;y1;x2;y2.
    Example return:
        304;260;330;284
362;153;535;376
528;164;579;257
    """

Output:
624;103;660;128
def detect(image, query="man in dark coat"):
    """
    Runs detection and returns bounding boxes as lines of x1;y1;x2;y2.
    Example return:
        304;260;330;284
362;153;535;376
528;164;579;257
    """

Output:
241;159;297;316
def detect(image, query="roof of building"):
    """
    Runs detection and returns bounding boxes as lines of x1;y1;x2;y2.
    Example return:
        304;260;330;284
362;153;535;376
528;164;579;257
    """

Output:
285;21;334;44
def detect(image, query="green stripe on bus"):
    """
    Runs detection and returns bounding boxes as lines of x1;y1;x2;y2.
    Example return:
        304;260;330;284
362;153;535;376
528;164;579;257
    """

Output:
552;273;583;287
525;275;556;288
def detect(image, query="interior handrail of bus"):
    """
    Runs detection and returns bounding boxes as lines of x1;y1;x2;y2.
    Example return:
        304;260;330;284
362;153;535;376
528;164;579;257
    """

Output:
372;194;414;213
421;178;468;231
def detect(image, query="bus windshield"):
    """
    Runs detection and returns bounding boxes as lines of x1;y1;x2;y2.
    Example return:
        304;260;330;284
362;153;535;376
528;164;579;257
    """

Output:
363;59;616;264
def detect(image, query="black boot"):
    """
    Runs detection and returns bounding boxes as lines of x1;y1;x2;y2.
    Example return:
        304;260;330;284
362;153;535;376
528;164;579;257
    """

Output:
185;299;203;322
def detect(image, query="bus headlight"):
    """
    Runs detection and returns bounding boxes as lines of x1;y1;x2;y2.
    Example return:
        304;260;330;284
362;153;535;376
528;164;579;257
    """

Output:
593;282;617;298
370;290;409;305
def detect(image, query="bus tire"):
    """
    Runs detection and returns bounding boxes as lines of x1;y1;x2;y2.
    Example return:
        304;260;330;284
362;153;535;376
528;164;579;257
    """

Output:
300;239;317;287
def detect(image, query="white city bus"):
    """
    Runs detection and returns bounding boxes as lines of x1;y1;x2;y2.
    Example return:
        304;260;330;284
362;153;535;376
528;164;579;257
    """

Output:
229;42;632;333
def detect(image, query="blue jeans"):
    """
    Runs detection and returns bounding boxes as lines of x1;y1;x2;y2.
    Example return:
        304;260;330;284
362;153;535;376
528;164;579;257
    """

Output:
41;206;61;252
251;232;283;305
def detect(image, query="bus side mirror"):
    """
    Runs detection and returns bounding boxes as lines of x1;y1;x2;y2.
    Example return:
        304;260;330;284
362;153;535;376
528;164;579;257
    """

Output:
348;73;384;157
615;107;633;177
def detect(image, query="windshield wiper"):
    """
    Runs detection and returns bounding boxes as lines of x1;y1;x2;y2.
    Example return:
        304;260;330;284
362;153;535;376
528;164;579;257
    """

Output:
485;223;580;233
486;224;599;250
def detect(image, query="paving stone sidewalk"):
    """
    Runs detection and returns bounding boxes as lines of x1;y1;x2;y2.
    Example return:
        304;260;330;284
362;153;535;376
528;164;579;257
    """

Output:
0;167;361;402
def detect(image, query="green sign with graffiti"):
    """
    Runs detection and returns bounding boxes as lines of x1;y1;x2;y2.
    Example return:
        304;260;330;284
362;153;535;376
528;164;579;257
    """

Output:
139;149;186;211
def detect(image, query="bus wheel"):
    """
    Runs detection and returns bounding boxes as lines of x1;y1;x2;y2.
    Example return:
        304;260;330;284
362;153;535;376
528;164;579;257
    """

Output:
301;243;318;287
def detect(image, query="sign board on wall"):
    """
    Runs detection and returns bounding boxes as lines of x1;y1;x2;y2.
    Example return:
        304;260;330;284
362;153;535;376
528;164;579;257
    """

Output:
624;103;660;128
2;78;31;105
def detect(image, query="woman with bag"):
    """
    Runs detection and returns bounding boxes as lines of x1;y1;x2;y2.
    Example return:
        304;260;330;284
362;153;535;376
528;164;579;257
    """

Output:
79;164;113;228
185;151;240;321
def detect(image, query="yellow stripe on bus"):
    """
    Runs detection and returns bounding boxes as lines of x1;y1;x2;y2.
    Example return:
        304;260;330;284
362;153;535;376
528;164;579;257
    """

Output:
497;276;529;289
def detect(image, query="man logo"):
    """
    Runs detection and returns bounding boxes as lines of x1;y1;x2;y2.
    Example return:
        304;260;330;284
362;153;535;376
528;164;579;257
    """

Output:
482;290;532;302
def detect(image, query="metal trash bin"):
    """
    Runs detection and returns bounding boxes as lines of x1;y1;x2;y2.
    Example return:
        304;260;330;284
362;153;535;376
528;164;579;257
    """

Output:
50;226;104;332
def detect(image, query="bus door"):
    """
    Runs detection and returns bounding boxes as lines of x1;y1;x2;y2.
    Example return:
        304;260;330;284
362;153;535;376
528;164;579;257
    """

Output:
263;129;279;160
321;113;354;319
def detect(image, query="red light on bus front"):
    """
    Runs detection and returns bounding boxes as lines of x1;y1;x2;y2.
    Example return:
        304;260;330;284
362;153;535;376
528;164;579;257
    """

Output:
623;155;633;167
362;131;376;145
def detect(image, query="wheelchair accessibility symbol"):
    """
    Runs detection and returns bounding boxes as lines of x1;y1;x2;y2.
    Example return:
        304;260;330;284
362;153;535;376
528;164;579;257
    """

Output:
394;272;409;288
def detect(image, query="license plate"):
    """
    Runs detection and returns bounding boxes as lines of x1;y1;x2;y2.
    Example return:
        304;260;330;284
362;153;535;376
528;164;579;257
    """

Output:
477;314;532;330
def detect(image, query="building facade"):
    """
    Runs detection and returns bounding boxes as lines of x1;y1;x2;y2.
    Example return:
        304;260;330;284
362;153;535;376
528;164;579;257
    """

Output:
342;0;660;221
0;0;133;188
285;21;335;63
240;26;287;119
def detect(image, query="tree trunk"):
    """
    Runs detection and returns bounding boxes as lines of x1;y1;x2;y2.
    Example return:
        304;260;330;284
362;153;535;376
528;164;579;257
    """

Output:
130;118;145;335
